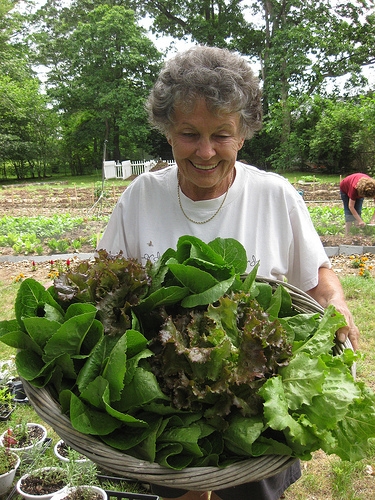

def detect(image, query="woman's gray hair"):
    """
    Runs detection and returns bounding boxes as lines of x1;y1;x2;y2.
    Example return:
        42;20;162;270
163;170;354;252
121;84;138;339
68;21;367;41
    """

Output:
146;45;263;140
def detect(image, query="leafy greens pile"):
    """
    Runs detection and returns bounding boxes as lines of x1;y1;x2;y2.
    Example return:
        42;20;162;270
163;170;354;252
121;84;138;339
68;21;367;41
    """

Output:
1;236;375;470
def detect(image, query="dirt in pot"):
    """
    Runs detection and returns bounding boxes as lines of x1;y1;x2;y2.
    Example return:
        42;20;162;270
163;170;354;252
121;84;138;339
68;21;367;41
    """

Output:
60;488;103;500
57;441;88;461
4;424;45;448
20;469;68;495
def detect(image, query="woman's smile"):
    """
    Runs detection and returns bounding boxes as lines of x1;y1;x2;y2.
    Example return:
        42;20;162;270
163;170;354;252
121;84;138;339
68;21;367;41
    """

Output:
191;162;219;171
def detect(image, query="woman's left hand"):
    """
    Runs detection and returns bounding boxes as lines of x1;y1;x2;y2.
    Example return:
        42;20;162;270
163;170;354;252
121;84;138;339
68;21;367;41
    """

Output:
307;267;360;351
329;299;360;350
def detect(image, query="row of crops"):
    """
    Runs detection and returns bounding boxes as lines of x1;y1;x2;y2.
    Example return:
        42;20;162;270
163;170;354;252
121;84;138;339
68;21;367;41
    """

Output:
1;207;375;256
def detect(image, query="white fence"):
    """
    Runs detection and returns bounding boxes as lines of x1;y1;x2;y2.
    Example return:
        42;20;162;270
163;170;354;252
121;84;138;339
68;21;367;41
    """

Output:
103;160;174;180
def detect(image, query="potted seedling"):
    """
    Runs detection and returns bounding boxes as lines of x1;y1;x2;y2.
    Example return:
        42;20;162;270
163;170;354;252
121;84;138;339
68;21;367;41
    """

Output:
0;359;17;387
50;485;107;500
54;440;89;463
0;446;21;496
51;455;106;500
0;421;48;460
16;444;68;500
0;385;15;421
52;453;158;500
16;466;68;500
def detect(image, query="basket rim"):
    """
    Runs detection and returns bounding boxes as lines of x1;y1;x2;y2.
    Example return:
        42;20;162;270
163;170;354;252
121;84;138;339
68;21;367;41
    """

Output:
22;378;297;489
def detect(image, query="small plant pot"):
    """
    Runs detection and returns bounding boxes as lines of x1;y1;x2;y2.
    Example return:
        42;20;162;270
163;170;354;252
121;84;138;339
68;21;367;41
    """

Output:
16;467;68;500
54;440;89;463
50;485;107;500
0;422;48;461
0;404;14;421
97;475;160;499
0;384;15;419
11;379;29;403
0;451;20;496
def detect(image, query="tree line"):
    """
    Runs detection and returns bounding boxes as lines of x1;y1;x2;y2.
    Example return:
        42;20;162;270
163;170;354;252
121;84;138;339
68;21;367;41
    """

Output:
1;0;375;180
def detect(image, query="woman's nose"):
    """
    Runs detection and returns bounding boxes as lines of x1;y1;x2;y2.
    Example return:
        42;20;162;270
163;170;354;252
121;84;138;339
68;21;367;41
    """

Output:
196;138;216;159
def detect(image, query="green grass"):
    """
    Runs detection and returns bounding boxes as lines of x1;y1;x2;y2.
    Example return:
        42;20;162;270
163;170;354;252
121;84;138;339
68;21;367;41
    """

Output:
0;281;21;321
281;172;342;184
1;170;338;190
0;172;131;190
341;276;375;388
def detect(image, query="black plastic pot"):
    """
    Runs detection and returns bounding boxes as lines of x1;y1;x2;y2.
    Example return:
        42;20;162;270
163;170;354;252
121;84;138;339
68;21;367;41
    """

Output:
106;492;160;500
97;475;159;500
0;404;14;421
11;380;28;403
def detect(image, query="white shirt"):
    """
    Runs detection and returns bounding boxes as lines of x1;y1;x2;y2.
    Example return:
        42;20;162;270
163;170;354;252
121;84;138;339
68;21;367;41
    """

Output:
98;162;330;291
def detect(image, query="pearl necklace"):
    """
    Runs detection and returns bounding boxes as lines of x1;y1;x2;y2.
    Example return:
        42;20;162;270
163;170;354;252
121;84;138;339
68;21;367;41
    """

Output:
177;171;234;224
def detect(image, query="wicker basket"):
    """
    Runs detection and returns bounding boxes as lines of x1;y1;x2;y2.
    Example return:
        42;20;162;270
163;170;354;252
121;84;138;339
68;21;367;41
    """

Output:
22;278;354;491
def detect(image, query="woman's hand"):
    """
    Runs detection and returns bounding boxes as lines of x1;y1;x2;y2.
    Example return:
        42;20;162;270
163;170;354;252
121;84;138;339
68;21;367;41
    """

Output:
306;267;359;351
328;297;360;351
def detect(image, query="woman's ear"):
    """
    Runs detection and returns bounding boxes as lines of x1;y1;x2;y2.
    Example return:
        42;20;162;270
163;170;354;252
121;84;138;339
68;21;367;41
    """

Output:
238;138;245;150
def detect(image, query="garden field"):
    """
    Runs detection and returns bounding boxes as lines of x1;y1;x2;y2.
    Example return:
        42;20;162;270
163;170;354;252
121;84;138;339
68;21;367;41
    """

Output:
1;173;375;283
1;174;375;255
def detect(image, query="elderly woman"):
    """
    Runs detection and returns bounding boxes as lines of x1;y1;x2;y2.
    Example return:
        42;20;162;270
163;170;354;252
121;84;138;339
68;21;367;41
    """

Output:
339;173;375;235
98;46;359;500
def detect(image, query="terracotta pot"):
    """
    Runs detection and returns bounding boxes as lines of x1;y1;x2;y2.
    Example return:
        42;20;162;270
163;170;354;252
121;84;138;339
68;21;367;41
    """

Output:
0;451;20;496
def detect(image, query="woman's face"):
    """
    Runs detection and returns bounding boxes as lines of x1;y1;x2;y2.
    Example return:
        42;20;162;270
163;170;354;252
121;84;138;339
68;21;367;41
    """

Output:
167;99;245;200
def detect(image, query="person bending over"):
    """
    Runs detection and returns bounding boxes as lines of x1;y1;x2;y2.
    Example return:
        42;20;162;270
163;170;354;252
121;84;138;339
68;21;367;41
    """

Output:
340;173;375;235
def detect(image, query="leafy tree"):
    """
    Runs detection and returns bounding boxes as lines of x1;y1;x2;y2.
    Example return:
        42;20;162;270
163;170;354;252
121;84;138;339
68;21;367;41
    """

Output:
309;95;375;174
32;1;163;173
0;0;56;179
130;0;375;169
0;75;59;179
0;0;24;76
354;95;375;174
